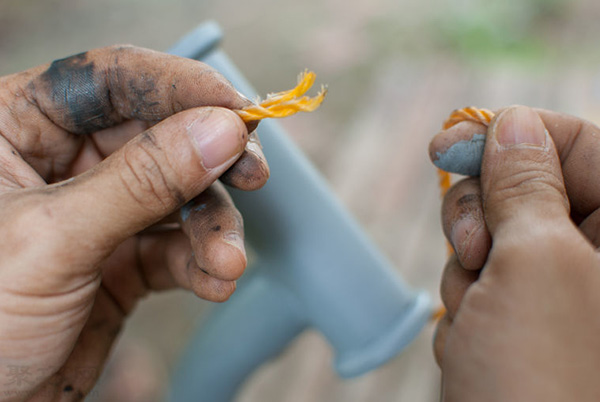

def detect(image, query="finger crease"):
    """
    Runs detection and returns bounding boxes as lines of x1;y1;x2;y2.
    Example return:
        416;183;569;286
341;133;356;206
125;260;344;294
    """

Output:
99;283;128;318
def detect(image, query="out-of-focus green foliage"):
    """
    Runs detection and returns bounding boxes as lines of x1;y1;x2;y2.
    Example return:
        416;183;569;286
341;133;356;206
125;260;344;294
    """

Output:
364;0;588;67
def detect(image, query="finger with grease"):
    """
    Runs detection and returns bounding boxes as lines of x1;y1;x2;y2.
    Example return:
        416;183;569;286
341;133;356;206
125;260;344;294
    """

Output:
441;177;491;271
178;182;246;299
1;45;268;188
220;131;270;190
429;120;489;177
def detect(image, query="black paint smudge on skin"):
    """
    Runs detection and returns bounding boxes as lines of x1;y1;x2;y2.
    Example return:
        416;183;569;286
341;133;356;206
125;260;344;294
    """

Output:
40;52;115;134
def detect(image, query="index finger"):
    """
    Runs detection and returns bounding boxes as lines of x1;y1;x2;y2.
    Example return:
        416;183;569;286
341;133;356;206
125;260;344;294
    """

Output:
429;107;600;217
40;46;255;132
1;45;256;149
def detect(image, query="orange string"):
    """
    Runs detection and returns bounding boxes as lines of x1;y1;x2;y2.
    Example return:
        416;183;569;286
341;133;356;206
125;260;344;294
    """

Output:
235;70;327;122
431;305;447;322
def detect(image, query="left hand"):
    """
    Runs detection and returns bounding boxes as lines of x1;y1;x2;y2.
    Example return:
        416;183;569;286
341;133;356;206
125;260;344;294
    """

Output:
0;45;269;400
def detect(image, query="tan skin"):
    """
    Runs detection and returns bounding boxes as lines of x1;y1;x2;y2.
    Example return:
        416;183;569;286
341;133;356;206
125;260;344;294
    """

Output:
12;47;600;402
429;106;600;401
0;45;270;400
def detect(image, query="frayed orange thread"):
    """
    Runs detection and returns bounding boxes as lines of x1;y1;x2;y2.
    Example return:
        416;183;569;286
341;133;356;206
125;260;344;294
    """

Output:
432;107;495;322
431;305;447;322
236;70;327;122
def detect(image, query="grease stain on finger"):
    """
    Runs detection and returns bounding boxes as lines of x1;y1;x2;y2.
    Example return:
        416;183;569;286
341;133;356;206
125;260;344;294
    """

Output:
180;201;193;222
433;133;486;176
180;201;208;222
38;52;116;134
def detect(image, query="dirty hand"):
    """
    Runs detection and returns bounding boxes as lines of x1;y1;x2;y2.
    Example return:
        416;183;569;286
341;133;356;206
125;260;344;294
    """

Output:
429;106;600;401
0;46;269;400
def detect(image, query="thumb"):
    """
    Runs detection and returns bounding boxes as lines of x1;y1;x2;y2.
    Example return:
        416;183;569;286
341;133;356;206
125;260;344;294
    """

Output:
57;107;247;247
481;106;570;236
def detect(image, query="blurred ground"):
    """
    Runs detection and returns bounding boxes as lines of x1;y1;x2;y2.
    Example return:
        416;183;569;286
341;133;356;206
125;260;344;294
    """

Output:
3;0;600;401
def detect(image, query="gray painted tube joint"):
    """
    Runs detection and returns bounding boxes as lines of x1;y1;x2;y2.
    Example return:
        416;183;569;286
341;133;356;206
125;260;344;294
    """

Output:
168;21;433;402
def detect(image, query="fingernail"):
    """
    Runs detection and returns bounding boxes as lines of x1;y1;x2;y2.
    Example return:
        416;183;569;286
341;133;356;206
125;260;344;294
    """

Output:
237;90;253;105
246;140;262;157
189;109;246;169
246;136;268;172
492;106;547;148
223;231;246;255
450;216;479;257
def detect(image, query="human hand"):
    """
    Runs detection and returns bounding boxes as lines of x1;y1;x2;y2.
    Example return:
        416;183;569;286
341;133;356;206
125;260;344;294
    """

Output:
0;46;269;400
429;106;600;401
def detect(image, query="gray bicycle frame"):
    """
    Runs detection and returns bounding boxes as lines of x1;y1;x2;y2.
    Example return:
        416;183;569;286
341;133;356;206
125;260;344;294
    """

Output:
167;22;433;402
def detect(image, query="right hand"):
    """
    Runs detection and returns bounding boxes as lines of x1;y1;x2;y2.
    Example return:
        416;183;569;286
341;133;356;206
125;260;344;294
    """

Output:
429;106;600;401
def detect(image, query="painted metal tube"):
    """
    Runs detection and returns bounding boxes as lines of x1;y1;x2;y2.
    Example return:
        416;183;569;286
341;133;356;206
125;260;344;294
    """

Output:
168;22;433;402
170;271;308;402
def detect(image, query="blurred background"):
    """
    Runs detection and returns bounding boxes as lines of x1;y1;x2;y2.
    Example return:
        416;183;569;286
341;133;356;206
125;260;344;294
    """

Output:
3;0;600;400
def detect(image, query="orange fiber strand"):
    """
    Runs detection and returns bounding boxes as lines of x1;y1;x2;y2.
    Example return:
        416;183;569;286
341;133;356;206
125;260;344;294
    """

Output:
442;107;494;130
431;305;447;322
236;70;327;122
432;107;495;322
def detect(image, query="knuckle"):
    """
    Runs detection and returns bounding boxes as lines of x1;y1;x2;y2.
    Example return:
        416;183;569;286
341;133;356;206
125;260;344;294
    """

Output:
104;44;166;119
198;68;241;108
201;67;227;86
119;134;185;213
106;44;138;54
486;164;569;213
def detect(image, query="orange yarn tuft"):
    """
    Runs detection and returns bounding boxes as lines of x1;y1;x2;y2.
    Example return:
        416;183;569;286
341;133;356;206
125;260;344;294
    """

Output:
442;107;494;130
236;70;327;122
431;305;447;322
